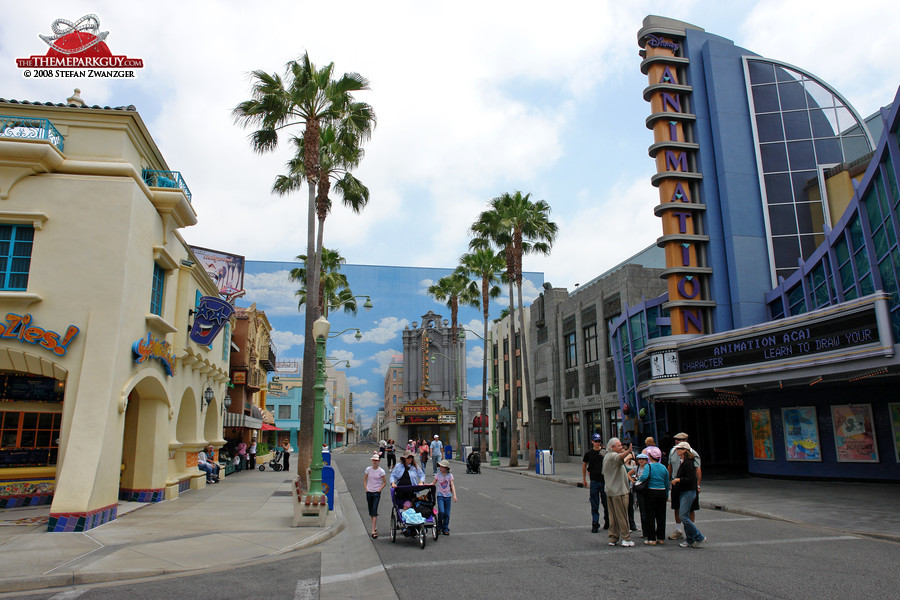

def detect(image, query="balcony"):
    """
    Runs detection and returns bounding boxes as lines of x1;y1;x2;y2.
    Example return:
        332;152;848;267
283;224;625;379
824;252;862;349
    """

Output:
260;341;277;372
141;169;192;203
1;115;64;151
246;369;265;391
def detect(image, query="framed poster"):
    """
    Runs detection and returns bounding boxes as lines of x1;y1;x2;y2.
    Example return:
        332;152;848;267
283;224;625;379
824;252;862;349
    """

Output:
749;409;774;460
782;407;821;461
831;404;878;463
888;403;900;463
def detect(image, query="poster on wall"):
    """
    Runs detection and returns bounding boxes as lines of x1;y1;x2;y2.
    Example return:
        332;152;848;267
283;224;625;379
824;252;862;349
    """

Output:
782;406;821;461
831;404;879;463
190;246;245;296
749;408;774;460
890;403;900;463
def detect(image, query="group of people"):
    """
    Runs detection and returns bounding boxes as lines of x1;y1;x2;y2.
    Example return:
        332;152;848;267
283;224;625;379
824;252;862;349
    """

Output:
582;431;706;548
363;446;458;538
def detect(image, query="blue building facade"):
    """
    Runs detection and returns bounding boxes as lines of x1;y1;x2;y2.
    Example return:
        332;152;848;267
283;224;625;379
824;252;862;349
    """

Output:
611;16;900;481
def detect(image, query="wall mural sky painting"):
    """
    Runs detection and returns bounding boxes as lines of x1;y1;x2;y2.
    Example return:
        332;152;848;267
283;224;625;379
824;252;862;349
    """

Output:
242;260;545;428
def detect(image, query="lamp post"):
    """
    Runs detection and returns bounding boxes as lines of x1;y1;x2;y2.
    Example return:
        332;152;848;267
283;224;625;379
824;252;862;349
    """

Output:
487;384;501;466
308;316;330;498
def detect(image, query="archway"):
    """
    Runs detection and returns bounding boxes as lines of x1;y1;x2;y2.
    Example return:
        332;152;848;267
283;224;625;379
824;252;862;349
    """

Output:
120;375;170;502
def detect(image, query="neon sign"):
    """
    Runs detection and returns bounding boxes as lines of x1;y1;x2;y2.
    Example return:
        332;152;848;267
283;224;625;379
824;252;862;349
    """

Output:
0;313;79;356
132;332;177;376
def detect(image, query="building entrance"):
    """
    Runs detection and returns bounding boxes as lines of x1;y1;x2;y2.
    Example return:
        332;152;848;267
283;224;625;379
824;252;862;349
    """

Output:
654;403;747;476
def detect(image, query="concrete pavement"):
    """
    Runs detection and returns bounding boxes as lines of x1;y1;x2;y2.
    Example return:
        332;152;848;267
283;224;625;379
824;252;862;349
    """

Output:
1;446;897;594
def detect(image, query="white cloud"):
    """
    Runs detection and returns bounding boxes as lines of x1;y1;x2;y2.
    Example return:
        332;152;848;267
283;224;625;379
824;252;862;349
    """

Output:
418;279;436;297
347;316;409;344
270;329;304;353
346;376;368;387
242;270;302;317
466;345;484;368
329;349;362;368
372;349;401;376
352;390;382;409
467;384;483;400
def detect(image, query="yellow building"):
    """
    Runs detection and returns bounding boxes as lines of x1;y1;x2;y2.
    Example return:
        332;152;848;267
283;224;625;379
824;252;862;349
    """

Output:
0;90;231;531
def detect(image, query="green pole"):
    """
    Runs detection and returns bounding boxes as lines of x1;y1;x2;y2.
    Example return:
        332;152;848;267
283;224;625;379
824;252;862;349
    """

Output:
489;330;500;466
308;333;326;497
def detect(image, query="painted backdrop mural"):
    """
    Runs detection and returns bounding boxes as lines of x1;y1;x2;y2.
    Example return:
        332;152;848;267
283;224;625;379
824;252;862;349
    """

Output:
242;260;544;430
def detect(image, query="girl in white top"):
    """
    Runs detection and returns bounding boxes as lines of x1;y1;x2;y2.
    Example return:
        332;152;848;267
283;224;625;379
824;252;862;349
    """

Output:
364;453;387;538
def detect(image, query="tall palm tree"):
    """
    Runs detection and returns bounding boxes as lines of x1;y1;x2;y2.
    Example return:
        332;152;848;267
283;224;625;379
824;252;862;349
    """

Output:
290;248;359;318
234;53;373;485
459;248;504;460
471;191;557;468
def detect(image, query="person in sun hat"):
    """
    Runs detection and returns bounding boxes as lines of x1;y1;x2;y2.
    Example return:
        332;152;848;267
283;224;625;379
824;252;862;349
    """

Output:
431;459;458;534
668;432;702;540
671;442;706;548
364;453;387;538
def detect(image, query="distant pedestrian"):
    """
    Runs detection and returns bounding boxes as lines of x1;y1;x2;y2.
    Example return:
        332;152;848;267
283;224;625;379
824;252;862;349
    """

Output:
236;440;247;472
406;439;416;454
637;446;669;545
282;440;292;473
248;439;257;469
429;435;443;474
671;442;706;547
602;437;635;547
582;433;609;532
386;439;397;469
364;453;387;538
623;452;638;532
379;439;387;459
431;459;458;535
667;432;702;540
419;439;430;473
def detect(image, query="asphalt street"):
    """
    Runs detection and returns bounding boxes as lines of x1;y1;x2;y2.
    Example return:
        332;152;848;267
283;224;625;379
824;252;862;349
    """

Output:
338;453;900;600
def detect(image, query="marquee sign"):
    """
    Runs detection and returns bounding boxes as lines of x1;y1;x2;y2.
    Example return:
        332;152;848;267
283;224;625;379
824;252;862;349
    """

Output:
397;397;456;424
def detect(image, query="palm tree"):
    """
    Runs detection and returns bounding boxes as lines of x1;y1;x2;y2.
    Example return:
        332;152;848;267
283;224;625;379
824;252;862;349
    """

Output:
234;53;373;485
459;249;504;460
471;191;557;468
290;248;359;318
427;271;479;446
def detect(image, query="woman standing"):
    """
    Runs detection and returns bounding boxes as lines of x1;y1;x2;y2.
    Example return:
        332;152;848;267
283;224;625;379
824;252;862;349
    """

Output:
419;439;430;474
386;439;397;470
364;453;387;538
248;439;257;470
281;439;292;473
637;447;669;545
671;442;705;547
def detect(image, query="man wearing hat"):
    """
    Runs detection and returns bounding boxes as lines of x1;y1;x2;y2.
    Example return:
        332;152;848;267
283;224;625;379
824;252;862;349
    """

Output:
582;433;609;532
429;435;444;475
667;432;702;540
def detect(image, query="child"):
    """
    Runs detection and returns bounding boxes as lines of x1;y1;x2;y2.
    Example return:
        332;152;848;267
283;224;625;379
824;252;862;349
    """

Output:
364;453;387;538
431;459;458;535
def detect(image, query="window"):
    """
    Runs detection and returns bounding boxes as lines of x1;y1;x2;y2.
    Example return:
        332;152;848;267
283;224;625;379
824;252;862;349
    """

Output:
583;323;598;363
0;225;35;290
0;411;60;466
608;408;622;440
150;262;165;315
564;332;577;368
278;405;291;419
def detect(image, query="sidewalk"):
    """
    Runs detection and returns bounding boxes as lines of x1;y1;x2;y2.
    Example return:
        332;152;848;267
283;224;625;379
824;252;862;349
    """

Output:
473;454;900;542
0;463;346;594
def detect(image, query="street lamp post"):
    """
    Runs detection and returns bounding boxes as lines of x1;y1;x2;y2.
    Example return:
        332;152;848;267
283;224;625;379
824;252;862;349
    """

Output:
488;384;501;466
308;316;330;498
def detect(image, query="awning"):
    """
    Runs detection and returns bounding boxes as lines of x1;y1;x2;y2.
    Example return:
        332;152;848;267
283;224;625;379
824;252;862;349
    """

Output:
224;413;262;430
261;423;285;431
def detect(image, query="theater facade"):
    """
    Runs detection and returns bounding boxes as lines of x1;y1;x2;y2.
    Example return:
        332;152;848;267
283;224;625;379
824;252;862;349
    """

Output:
610;16;900;481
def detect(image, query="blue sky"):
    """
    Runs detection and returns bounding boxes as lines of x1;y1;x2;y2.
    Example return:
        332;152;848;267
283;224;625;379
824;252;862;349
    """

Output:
3;1;899;424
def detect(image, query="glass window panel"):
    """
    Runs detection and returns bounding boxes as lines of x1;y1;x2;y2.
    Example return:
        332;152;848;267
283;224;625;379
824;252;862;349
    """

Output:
20;430;36;447
782;110;812;140
842;136;871;163
810;108;839;137
756;113;784;142
849;217;865;251
855;248;871;278
873;227;889;260
787;140;816;170
799;234;819;259
764;173;793;204
0;227;10;241
14;227;33;242
835;106;860;134
884;158;899;203
811;263;826;288
814;138;843;164
860;273;875;295
876;171;890;217
760;142;789;172
36;431;51;447
8;274;27;289
775;66;800;83
773;236;801;269
748;61;776;84
22;413;38;428
778;81;807;110
769;204;798;235
796;201;825;235
38;413;52;428
804;79;836;111
863;190;882;228
878;258;898;302
752;84;780;113
791;170;817;203
769;299;785;320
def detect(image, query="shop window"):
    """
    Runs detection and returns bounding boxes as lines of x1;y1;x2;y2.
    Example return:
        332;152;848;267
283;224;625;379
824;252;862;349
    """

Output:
0;411;60;467
563;331;577;369
583;323;598;364
607;408;622;441
278;405;291;419
0;225;34;291
150;262;165;315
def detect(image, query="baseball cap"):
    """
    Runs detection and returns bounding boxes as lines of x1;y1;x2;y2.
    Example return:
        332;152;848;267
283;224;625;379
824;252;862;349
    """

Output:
674;432;689;440
591;433;602;443
636;453;648;460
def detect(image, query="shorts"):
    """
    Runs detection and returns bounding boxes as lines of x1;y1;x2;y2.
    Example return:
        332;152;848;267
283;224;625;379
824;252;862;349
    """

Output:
671;489;700;511
366;491;381;517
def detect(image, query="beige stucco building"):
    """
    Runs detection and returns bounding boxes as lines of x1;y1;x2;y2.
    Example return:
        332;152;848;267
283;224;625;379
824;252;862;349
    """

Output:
0;91;231;531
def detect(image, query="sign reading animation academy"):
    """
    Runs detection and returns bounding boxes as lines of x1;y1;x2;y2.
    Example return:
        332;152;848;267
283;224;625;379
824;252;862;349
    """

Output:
639;27;709;334
0;313;79;356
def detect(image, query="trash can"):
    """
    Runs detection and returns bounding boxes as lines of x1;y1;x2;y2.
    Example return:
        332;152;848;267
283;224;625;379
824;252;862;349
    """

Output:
322;465;335;510
322;451;331;466
536;449;555;475
444;445;453;460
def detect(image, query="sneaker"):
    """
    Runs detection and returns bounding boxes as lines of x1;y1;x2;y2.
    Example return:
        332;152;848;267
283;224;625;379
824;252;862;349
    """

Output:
669;530;684;540
621;540;635;547
693;537;706;546
608;541;616;546
591;523;599;533
679;541;693;548
644;540;656;545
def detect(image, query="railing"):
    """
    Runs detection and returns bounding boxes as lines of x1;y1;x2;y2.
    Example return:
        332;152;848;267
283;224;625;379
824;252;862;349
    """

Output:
141;169;192;203
260;341;277;371
0;115;64;151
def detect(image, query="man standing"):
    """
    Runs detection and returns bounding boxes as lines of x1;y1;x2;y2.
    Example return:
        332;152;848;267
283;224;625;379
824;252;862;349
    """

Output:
601;437;635;547
667;432;702;540
582;433;609;533
429;435;444;475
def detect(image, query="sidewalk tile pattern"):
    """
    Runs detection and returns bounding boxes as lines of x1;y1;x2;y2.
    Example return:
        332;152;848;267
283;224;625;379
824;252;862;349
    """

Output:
48;502;117;532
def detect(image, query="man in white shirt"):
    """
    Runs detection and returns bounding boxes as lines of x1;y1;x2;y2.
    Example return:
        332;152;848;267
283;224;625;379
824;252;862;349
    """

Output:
198;445;220;483
429;435;444;474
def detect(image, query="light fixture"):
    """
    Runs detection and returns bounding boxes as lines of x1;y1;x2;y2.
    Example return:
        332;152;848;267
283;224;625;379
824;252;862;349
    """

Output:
203;385;214;410
459;329;466;339
354;330;363;341
363;297;373;311
313;316;331;340
442;319;449;326
223;394;232;415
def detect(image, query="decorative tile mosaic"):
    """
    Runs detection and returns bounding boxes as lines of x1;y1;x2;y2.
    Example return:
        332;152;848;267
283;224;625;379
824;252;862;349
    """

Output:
47;502;117;532
186;452;198;468
118;488;165;503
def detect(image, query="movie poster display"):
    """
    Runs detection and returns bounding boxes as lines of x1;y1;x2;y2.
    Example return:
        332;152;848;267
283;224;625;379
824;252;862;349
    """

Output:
831;404;878;463
190;246;245;296
749;408;774;460
890;403;900;463
782;407;821;461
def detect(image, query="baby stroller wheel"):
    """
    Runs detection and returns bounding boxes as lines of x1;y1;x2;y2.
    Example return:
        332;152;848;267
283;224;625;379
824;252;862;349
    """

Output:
390;513;397;543
274;464;282;472
258;465;265;471
418;526;426;549
432;524;439;541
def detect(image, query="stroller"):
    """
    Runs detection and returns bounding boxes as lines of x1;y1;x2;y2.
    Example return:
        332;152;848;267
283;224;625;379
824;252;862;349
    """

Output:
466;450;481;474
258;447;285;471
389;485;439;548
